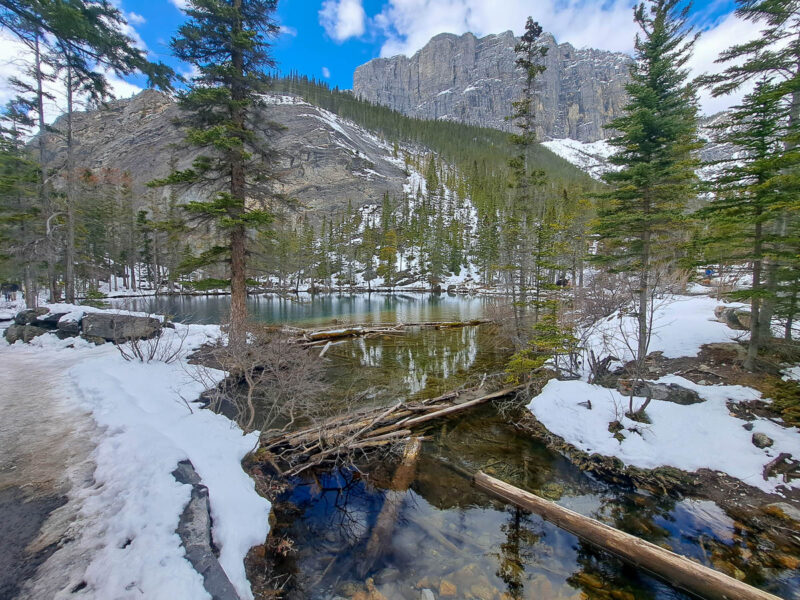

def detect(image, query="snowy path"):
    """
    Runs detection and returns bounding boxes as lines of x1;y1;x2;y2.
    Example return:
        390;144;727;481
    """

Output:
1;318;271;600
0;346;99;599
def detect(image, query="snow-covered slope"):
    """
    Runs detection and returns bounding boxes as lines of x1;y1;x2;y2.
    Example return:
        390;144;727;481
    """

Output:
542;138;616;180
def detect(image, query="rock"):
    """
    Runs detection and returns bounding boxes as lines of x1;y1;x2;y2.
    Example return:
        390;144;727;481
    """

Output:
354;31;630;142
714;306;751;331
743;423;754;431
438;579;457;598
4;324;49;343
172;460;240;600
81;312;162;341
420;590;435;600
14;307;48;325
57;315;81;339
32;311;68;329
617;379;703;405
80;335;107;346
752;432;774;449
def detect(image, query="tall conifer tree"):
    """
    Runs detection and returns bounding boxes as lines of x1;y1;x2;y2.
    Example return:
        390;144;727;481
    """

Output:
154;0;280;347
594;0;700;365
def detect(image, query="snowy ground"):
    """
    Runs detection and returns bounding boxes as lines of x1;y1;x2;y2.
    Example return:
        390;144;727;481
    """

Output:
1;310;270;600
531;294;800;494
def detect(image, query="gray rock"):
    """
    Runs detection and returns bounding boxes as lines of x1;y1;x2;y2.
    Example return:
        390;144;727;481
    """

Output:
57;316;81;338
14;308;49;325
81;313;162;342
743;422;754;431
40;89;407;222
172;460;240;600
4;324;49;343
353;30;631;143
617;379;703;405
33;312;68;329
420;590;436;600
752;432;774;449
714;306;751;331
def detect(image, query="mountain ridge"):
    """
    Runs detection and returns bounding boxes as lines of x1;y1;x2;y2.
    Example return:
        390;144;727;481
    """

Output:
353;29;631;143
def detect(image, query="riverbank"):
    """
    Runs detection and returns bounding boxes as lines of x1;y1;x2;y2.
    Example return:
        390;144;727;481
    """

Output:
0;312;270;600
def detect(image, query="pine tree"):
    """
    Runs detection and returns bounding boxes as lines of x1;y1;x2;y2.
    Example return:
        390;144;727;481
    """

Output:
153;0;280;347
702;0;800;348
594;0;701;367
703;79;800;367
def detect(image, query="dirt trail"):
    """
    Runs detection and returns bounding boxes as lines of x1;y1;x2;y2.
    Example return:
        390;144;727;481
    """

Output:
0;344;98;599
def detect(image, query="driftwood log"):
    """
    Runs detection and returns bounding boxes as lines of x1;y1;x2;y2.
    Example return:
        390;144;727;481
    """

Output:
257;385;522;477
474;471;781;600
293;319;492;346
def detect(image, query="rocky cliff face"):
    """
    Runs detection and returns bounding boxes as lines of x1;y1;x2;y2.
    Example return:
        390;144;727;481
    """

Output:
353;31;631;143
41;90;407;217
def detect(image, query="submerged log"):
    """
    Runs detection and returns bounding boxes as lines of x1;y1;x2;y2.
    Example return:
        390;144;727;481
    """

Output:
473;472;780;600
358;437;422;578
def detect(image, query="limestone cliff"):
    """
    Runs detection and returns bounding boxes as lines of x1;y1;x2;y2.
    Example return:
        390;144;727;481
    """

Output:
41;90;407;217
353;31;631;143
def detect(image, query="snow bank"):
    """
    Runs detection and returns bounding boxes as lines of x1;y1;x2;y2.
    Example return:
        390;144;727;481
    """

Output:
3;319;270;600
584;295;747;370
529;376;799;492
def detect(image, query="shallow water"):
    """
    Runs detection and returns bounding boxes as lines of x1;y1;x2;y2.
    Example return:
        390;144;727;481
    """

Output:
273;406;799;600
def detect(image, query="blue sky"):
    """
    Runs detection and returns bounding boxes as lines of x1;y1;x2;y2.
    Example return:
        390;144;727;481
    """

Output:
121;0;742;93
0;0;763;117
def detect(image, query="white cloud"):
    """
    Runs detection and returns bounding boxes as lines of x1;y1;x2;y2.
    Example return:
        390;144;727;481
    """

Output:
127;11;146;25
689;12;764;115
371;0;769;115
319;0;366;42
322;66;331;78
280;25;298;37
169;0;188;10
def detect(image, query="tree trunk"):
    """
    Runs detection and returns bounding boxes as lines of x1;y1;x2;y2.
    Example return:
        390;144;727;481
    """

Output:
746;217;763;371
638;229;651;364
64;65;76;304
228;0;248;348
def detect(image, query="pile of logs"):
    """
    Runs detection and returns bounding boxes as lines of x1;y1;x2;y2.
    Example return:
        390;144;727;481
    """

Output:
256;384;520;478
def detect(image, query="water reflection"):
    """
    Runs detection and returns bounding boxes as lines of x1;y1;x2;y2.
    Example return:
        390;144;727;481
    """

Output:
271;406;799;600
110;292;491;327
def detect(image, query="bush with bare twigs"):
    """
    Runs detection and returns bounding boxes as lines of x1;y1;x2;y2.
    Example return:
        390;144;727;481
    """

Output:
201;325;328;434
116;327;189;364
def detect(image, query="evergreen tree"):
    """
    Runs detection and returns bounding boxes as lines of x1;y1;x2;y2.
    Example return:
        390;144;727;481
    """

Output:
702;0;800;348
594;0;701;367
153;0;280;347
702;79;800;368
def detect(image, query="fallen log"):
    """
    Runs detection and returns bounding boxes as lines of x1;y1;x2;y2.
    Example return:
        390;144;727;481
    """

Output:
473;471;780;600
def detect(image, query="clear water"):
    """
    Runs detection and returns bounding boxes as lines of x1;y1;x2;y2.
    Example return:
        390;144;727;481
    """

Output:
109;292;491;327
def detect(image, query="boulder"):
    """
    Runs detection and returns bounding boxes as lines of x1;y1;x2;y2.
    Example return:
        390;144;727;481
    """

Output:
32;311;68;330
4;323;49;343
81;312;161;342
752;432;774;449
617;379;703;405
14;307;48;325
420;590;435;600
56;315;81;339
714;306;751;331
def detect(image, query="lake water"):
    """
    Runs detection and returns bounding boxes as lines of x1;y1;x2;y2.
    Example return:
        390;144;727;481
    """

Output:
110;292;491;327
113;294;799;599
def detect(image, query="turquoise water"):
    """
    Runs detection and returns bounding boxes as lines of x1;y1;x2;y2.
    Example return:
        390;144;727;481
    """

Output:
110;292;491;327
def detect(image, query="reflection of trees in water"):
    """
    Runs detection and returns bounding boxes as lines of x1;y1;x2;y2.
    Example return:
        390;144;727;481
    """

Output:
332;326;485;398
494;507;541;599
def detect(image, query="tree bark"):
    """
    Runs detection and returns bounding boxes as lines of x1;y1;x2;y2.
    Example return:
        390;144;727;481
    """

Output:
64;65;76;304
746;216;763;371
227;0;248;348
